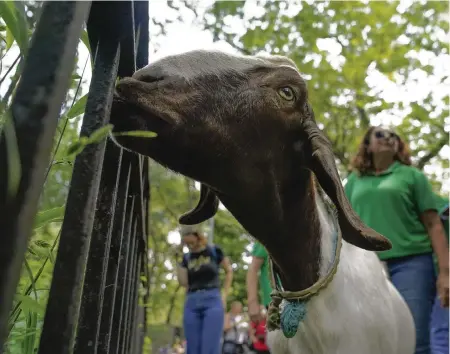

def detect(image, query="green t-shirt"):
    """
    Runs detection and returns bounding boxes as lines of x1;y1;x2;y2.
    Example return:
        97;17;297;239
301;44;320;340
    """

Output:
344;161;438;261
251;242;273;307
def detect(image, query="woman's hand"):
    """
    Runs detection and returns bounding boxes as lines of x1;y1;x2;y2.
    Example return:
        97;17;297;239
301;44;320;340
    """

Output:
248;300;261;323
437;268;449;308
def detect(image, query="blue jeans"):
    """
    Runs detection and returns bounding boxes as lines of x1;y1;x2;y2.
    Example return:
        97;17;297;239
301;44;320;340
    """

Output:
430;293;449;354
183;288;224;354
386;253;436;354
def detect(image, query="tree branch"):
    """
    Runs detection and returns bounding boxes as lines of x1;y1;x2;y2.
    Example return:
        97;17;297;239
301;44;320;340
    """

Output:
165;284;181;324
416;136;448;170
356;105;370;128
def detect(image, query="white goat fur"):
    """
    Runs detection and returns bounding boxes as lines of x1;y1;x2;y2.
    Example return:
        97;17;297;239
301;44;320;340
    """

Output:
131;50;416;354
266;191;416;354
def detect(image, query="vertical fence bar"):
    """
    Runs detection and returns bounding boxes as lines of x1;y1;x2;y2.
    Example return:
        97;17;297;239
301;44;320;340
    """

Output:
97;159;131;354
121;217;138;354
133;4;150;352
74;141;123;354
38;35;120;354
126;239;140;353
110;196;135;354
0;2;91;349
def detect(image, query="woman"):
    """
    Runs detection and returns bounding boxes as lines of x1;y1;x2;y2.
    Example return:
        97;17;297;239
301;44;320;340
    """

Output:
345;126;449;354
176;225;233;354
222;301;246;354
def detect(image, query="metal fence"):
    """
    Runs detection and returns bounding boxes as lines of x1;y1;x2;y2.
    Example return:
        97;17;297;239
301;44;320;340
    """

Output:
0;1;150;353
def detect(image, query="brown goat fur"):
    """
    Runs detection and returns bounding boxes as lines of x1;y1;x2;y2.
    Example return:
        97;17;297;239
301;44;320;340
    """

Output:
110;50;391;291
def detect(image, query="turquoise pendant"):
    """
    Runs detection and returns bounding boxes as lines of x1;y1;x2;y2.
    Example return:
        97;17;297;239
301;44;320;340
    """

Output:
280;300;307;338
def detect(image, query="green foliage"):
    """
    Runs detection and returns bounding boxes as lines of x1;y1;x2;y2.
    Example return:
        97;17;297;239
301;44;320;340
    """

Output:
0;1;29;55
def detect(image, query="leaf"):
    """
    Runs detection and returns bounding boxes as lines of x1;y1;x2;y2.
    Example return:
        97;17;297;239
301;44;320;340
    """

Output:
87;124;113;144
14;295;45;316
66;136;88;157
66;125;113;157
24;311;38;353
33;206;65;230
64;93;88;120
5;25;13;50
80;29;91;56
0;0;29;55
113;130;158;138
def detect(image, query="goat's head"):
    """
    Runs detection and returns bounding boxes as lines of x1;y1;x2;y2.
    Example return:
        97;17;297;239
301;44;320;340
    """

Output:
111;50;391;286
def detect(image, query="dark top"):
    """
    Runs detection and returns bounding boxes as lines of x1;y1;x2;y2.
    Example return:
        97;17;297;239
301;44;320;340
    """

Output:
181;245;224;293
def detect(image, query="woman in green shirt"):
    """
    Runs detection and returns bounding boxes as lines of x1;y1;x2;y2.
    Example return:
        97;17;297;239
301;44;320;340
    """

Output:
345;126;449;354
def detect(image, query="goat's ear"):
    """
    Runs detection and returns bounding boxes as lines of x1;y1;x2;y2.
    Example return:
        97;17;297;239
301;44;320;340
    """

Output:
304;119;391;251
179;184;219;225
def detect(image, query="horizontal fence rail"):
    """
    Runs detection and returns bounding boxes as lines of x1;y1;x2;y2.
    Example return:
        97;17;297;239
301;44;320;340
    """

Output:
0;1;150;353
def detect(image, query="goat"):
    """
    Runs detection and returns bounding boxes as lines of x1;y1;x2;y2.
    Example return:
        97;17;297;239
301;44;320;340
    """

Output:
110;50;415;354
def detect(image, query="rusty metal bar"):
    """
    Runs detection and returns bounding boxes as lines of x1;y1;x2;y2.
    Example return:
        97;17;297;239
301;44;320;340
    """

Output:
38;32;120;354
0;1;91;349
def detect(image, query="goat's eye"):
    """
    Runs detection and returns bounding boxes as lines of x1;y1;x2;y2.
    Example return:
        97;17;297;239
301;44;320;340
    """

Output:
278;86;295;101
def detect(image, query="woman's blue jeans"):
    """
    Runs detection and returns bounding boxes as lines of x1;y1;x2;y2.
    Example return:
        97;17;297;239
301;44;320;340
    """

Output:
386;253;436;354
430;293;449;354
183;288;224;354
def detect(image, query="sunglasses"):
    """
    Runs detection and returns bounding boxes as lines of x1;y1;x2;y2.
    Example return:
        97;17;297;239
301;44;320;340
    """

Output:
374;130;399;140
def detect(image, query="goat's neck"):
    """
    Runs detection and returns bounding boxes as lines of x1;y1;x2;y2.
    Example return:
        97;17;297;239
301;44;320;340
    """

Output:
218;171;338;292
269;173;338;292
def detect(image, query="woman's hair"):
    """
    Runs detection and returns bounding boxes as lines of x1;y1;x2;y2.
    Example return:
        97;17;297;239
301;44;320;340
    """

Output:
350;126;412;175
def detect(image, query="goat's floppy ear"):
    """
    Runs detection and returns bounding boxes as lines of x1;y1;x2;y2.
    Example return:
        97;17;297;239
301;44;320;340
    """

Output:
179;184;219;225
304;118;391;251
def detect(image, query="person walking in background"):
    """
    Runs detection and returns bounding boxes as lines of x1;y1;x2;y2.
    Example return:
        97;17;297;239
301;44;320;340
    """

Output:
430;194;449;354
222;301;246;354
345;126;449;354
249;306;270;354
176;225;233;354
246;242;273;322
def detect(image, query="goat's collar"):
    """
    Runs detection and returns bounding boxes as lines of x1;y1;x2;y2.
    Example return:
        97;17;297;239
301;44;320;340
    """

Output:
266;220;343;338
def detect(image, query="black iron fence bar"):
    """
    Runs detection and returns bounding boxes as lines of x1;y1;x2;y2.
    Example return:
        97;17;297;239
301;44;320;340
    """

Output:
133;1;149;71
0;1;91;350
126;238;141;353
122;155;145;353
98;159;131;354
110;196;136;354
117;201;139;354
38;35;120;354
122;216;139;354
74;141;123;354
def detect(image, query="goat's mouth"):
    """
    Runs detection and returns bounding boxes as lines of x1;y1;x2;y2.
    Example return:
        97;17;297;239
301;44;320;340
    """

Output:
109;92;173;152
